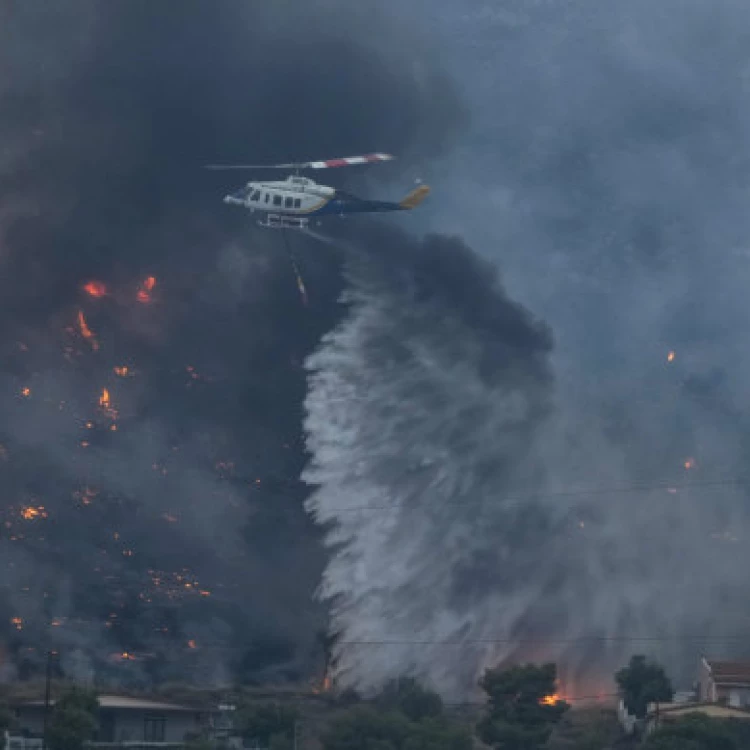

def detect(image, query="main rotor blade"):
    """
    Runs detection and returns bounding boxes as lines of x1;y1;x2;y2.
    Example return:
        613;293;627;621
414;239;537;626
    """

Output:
204;153;394;171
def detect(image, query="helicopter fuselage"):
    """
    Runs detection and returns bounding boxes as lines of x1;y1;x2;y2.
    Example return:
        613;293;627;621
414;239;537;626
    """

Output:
223;175;409;219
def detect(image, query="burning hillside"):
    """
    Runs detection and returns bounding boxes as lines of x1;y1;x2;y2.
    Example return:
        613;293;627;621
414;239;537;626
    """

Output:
0;0;463;687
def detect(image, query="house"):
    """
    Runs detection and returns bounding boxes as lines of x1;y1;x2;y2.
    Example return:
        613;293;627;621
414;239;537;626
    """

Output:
14;694;213;746
697;657;750;707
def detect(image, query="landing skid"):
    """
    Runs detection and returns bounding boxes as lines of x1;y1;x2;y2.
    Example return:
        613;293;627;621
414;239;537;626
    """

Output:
258;214;309;230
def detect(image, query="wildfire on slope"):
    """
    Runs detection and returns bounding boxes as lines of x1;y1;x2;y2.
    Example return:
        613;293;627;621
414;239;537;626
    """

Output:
98;388;119;421
77;310;100;351
20;505;48;520
83;280;108;298
540;693;561;705
136;276;157;304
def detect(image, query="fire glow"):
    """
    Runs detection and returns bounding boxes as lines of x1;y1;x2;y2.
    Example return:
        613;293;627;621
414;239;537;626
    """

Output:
540;693;561;706
20;506;48;520
83;280;107;298
77;310;99;351
98;388;118;420
136;276;156;303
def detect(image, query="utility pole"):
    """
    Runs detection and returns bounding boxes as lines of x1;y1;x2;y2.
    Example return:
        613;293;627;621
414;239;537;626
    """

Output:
42;650;56;750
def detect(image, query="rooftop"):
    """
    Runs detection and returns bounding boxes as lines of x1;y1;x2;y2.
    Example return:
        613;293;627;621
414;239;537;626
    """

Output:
652;703;750;721
19;695;200;712
705;659;750;685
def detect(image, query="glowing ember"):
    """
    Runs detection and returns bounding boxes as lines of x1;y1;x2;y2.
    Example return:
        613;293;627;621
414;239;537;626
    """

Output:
74;487;98;506
83;280;107;298
11;617;23;630
136;275;157;303
20;387;31;398
540;694;560;706
667;350;675;363
77;310;99;351
113;366;135;377
98;387;118;420
684;457;695;470
187;639;197;649
20;506;47;520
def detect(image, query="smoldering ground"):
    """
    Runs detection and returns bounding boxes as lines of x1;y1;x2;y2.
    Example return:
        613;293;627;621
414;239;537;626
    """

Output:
0;0;465;685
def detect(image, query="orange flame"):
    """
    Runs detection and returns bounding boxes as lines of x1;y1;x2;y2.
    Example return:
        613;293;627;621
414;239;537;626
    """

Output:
136;276;157;303
98;387;118;420
113;366;133;377
187;639;197;649
77;310;99;351
684;457;695;470
667;350;675;363
83;280;107;298
11;617;23;630
540;694;560;706
21;506;47;520
20;387;31;398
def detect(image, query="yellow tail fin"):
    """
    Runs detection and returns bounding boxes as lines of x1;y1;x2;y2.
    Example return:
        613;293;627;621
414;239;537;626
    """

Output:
399;184;431;210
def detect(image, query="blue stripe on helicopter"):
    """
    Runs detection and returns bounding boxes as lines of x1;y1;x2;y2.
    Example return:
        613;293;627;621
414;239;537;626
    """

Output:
309;195;403;216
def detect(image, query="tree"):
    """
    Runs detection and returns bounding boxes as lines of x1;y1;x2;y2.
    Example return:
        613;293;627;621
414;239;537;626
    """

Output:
46;688;99;750
615;655;673;719
234;702;298;747
642;713;737;750
322;679;471;750
477;663;569;750
375;678;443;722
322;706;472;750
0;702;15;735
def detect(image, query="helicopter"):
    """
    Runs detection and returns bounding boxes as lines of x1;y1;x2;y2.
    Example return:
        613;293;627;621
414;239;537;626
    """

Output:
205;153;430;230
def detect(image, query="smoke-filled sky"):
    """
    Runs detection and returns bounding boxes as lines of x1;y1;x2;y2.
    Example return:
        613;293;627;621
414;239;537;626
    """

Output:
4;0;750;699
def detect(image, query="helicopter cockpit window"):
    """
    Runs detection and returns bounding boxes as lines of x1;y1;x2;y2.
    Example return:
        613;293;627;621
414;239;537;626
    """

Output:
273;194;282;206
264;193;270;203
294;198;302;209
250;190;261;201
285;196;294;209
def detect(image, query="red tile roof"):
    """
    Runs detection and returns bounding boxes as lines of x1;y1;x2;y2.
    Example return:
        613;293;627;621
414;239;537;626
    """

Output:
706;660;750;685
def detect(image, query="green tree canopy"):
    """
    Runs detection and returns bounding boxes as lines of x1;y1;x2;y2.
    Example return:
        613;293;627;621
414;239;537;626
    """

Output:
234;702;298;747
477;662;569;750
374;678;443;722
322;706;471;750
0;701;15;734
322;679;470;750
46;688;99;750
642;713;738;750
615;655;673;719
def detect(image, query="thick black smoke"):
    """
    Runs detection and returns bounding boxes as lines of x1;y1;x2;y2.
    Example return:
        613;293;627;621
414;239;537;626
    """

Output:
0;0;465;686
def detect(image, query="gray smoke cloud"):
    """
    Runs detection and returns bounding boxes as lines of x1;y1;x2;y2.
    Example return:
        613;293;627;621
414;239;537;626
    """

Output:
303;227;555;698
302;0;750;698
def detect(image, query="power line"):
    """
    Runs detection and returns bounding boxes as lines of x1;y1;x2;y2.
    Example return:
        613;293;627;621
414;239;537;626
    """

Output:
311;476;750;513
334;635;750;646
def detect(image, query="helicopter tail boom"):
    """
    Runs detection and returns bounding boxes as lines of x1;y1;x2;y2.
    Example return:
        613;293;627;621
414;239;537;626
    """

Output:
399;184;431;210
